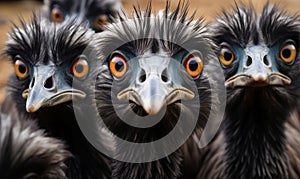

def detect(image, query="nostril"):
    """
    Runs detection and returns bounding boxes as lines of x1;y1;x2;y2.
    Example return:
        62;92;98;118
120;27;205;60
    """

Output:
30;77;35;88
44;76;54;89
139;69;146;83
161;75;168;83
139;74;146;83
246;56;252;67
263;55;270;66
161;69;169;83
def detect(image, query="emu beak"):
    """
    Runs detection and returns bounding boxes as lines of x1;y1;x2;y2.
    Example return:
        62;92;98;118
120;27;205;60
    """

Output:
225;46;291;88
117;56;194;115
22;65;86;113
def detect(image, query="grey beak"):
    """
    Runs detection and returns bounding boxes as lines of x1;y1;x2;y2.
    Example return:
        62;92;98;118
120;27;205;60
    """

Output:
134;75;169;115
23;65;86;113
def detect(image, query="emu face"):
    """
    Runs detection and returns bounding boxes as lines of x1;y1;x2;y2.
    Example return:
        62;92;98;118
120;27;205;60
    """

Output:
214;5;299;93
109;47;200;116
4;17;98;114
94;3;214;142
43;0;121;32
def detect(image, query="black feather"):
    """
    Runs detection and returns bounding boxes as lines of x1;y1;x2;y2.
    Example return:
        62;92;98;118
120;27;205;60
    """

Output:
0;105;70;179
211;2;258;48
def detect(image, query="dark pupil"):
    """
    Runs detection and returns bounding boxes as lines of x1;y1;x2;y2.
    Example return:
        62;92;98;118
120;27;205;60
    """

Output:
115;61;124;72
55;13;60;19
282;48;291;59
19;64;26;74
188;60;198;71
75;64;84;73
224;51;233;61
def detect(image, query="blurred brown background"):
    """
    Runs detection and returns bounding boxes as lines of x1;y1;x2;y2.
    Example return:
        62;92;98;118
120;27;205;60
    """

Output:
0;0;298;103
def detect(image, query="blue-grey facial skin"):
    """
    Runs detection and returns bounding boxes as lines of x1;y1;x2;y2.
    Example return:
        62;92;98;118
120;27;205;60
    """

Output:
5;15;103;113
113;51;197;115
221;40;293;88
23;62;87;113
44;0;121;32
211;3;299;90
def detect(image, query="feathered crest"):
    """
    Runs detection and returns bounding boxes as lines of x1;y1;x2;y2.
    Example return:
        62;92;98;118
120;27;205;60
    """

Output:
211;2;300;48
95;0;211;61
4;13;95;65
260;3;300;46
211;2;257;48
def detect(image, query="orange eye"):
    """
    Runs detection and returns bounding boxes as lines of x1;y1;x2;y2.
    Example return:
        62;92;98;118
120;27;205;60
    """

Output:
51;7;64;23
219;47;235;66
93;15;108;30
14;58;28;79
71;57;89;79
109;55;127;78
280;43;297;63
184;54;203;78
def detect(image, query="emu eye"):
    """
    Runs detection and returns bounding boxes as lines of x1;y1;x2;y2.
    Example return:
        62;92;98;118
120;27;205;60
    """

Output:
109;55;127;78
14;57;28;79
51;6;64;23
184;54;203;78
71;57;89;79
220;47;235;66
279;43;297;63
93;15;108;30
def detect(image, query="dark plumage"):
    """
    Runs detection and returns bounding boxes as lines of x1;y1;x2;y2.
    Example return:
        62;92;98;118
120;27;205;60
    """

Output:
0;106;70;179
93;1;219;178
43;0;121;32
2;15;112;178
198;3;300;178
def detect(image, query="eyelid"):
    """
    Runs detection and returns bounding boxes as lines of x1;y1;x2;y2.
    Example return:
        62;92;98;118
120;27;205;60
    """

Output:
181;50;202;63
108;51;129;63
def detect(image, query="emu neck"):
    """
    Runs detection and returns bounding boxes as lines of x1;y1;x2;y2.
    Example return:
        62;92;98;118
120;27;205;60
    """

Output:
223;88;290;178
112;121;183;179
112;151;182;179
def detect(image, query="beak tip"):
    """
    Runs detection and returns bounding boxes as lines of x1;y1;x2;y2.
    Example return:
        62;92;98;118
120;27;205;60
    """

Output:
252;73;268;82
144;107;160;115
26;104;40;113
141;98;166;115
26;108;37;113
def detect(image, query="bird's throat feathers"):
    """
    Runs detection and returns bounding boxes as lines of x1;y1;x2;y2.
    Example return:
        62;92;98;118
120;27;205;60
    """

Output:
223;87;293;178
